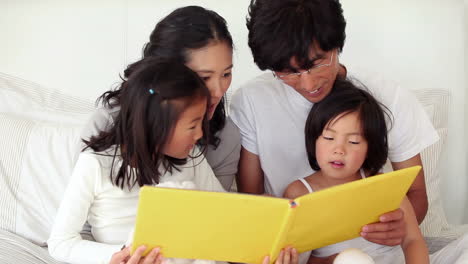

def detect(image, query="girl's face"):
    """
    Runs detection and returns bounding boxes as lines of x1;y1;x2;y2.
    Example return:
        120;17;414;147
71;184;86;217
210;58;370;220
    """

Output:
163;98;207;159
315;111;368;182
186;41;233;120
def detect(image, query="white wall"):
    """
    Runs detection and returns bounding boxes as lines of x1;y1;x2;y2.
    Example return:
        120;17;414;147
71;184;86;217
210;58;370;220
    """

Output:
1;0;466;223
465;0;468;225
0;0;128;100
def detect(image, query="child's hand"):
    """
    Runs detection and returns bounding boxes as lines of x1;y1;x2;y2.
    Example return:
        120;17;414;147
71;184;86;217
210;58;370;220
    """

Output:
110;245;163;264
360;208;406;246
262;247;298;264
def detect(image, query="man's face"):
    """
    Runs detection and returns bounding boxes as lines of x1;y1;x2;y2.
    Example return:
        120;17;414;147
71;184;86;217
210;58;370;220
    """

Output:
274;44;340;103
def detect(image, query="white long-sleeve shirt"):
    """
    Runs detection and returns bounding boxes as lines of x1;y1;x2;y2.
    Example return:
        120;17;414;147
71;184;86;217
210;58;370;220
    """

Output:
48;147;224;264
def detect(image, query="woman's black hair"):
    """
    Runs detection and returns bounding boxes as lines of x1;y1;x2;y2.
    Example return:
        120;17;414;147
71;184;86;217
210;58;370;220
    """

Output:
305;79;392;176
101;6;233;147
247;0;346;72
85;59;210;189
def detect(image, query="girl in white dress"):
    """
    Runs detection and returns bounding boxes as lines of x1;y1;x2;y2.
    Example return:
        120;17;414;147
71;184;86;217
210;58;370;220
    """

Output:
48;60;224;264
284;79;429;264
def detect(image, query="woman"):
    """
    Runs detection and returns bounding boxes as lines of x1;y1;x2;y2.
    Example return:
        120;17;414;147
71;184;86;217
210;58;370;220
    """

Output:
81;6;239;191
79;5;298;264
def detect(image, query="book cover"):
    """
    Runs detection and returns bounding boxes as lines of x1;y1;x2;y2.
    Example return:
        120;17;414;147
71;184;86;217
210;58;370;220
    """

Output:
132;166;421;264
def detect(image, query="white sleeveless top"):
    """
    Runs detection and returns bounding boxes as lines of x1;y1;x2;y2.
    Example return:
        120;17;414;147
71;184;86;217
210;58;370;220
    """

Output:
298;169;367;193
298;170;406;264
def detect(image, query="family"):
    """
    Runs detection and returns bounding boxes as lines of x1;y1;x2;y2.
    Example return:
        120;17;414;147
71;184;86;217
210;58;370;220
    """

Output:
46;1;468;264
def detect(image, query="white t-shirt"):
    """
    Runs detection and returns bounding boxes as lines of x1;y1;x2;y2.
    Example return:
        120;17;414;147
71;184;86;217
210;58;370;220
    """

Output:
230;69;439;198
48;147;224;264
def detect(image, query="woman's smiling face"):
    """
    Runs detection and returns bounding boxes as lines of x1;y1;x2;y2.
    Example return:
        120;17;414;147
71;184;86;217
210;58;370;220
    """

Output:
186;41;233;120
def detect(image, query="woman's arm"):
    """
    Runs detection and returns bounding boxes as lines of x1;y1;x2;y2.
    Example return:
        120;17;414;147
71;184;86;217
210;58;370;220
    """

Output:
80;107;116;143
400;196;429;264
205;117;241;191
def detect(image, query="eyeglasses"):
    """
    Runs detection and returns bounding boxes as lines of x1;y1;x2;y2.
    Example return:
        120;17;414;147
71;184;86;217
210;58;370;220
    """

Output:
273;51;335;83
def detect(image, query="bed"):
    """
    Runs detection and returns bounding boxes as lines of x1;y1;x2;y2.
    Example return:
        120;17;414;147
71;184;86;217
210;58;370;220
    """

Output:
1;71;467;263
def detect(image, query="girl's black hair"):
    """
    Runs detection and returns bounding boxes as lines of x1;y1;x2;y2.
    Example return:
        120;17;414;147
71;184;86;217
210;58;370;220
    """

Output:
305;79;392;176
100;6;233;147
85;59;210;189
247;0;346;72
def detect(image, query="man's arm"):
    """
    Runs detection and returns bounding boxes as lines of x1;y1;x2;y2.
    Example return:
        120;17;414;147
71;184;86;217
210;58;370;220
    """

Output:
391;154;428;224
236;147;265;194
360;153;428;246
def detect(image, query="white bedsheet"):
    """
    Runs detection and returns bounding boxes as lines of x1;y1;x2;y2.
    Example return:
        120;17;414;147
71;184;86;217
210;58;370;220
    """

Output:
0;229;63;264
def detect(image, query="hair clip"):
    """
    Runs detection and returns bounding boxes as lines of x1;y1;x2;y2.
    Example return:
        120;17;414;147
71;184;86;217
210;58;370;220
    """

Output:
149;88;155;95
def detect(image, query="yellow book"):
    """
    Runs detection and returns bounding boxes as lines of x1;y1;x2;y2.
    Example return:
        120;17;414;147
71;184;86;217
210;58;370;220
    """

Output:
132;166;421;264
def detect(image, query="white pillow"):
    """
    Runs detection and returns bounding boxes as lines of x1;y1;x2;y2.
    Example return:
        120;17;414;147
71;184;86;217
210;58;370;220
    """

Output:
0;114;84;245
383;89;450;237
419;128;448;236
411;89;451;237
0;72;95;246
0;72;94;124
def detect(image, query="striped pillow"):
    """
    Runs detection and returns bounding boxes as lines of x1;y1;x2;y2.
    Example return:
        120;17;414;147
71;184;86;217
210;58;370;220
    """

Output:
382;89;452;237
0;72;94;246
0;114;83;245
412;89;450;237
0;72;94;124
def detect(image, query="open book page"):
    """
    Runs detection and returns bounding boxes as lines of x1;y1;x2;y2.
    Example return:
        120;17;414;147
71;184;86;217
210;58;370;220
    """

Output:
283;166;421;252
132;188;290;264
132;166;421;264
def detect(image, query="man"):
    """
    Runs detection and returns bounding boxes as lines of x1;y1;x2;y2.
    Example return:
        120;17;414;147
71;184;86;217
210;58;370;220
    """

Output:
230;0;438;263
